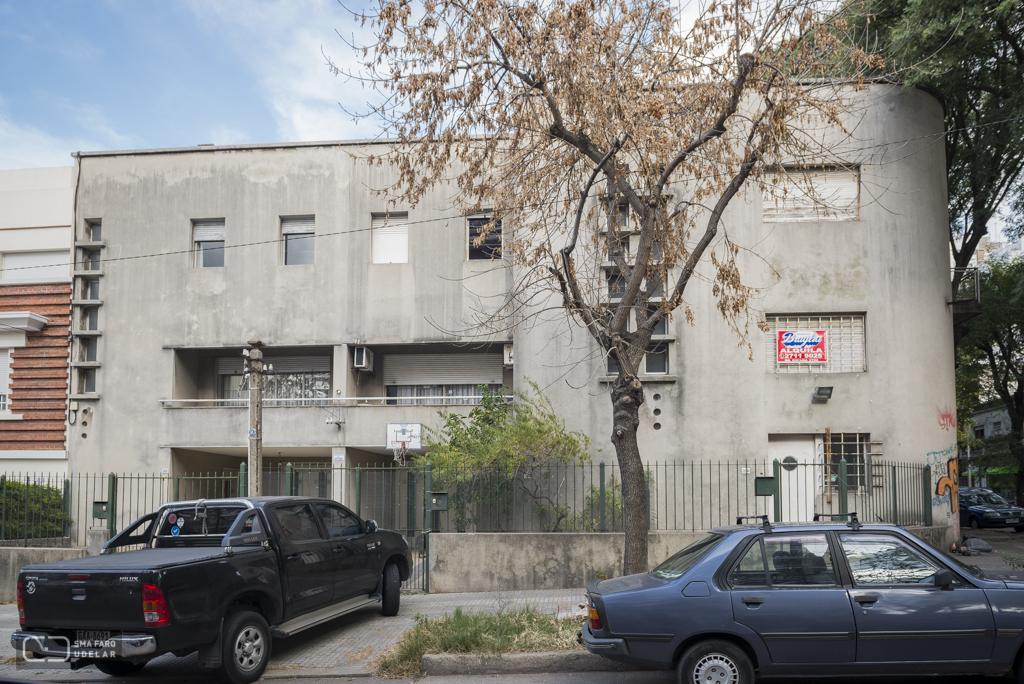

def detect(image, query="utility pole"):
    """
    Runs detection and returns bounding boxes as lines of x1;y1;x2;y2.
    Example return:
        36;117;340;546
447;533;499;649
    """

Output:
246;340;264;497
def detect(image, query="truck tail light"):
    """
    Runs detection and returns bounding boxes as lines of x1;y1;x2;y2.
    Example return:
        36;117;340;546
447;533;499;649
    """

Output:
588;604;602;631
17;583;24;625
142;584;170;626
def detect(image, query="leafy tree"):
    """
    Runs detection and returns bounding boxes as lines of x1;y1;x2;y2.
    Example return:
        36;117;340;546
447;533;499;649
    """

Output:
959;257;1024;501
339;0;879;574
852;0;1024;343
423;383;591;531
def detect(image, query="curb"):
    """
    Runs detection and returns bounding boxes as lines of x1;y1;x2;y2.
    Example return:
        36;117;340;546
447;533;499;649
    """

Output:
421;650;646;675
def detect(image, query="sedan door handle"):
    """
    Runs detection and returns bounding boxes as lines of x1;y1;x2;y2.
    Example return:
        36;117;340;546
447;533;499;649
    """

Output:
854;594;878;604
741;596;764;605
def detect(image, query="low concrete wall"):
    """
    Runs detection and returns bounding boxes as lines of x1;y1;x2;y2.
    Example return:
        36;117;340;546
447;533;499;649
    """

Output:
429;532;703;593
0;548;88;602
906;524;956;552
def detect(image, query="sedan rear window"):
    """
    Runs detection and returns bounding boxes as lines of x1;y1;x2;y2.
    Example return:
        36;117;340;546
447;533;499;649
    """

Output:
652;533;723;579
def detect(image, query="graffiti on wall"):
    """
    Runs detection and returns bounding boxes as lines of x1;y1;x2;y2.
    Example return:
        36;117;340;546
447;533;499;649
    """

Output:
935;459;959;514
937;406;956;431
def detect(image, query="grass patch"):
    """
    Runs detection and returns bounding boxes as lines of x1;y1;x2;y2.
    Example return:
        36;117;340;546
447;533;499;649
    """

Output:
376;606;584;678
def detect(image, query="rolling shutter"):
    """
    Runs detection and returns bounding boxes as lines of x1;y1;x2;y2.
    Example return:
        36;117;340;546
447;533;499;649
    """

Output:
282;217;315;234
384;354;503;385
2;251;70;280
193;220;226;241
215;358;244;375
763;168;859;222
372;214;409;264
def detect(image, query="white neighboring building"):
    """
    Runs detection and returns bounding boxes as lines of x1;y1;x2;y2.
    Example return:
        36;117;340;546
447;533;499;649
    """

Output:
0;167;73;475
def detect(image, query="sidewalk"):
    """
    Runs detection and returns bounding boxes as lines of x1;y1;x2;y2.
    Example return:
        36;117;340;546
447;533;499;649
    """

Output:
3;588;587;681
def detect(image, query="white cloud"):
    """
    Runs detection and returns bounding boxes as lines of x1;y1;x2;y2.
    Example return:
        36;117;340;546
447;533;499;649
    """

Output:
186;0;381;143
0;111;77;170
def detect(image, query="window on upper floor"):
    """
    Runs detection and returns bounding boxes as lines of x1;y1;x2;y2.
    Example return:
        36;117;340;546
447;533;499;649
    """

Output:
86;220;102;241
82;338;97;363
372;213;409;264
606;344;669;375
762;167;860;223
216;356;331;403
282;216;315;265
193;220;225;268
0;349;9;413
85;308;98;331
468;214;502;260
2;251;70;281
81;368;97;394
383;353;504;405
765;314;866;373
994;421;1003;434
974;426;985;440
82;279;100;300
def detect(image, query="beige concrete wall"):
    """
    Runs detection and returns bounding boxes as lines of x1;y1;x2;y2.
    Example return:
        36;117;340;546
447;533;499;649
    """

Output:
429;532;704;592
0;547;88;602
0;167;72;231
906;524;957;553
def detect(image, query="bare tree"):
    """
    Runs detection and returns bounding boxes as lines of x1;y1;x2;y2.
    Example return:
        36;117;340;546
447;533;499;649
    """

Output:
334;0;880;575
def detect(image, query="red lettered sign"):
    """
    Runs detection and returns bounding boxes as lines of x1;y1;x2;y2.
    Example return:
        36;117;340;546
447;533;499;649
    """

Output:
777;330;828;364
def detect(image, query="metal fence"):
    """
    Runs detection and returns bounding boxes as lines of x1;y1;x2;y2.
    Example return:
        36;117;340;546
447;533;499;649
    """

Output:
0;457;932;588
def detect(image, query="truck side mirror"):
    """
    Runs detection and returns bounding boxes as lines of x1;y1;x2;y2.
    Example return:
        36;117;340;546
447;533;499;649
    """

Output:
365;520;377;534
934;568;954;590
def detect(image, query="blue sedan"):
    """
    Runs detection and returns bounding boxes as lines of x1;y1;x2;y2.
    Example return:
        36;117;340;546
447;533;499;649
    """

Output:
580;514;1024;683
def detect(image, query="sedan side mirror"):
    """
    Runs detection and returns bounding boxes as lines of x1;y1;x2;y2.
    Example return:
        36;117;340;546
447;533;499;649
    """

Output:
365;519;377;534
934;568;954;590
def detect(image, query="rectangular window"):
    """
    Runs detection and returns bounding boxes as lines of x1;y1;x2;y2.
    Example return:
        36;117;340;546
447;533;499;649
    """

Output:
766;314;866;373
386;383;503;406
82;249;100;271
644;345;669;374
994;421;1003;434
615;203;629;230
607;235;630;261
974;426;985;440
82;368;96;394
86;309;98;331
607;274;625;299
87;221;102;242
762;167;860;223
83;338;97;362
193;220;226;268
282;216;315;265
216;356;330;404
0;349;9;413
648;276;664;299
372;213;409;264
2;250;70;280
647;308;668;335
607;353;620;375
825;432;870;490
84;280;100;300
468;215;502;260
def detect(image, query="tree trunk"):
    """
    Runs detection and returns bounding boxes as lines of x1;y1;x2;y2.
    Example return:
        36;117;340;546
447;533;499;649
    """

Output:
611;374;648;576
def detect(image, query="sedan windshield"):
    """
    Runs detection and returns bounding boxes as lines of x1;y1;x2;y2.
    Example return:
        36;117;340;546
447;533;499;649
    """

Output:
651;533;723;579
967;492;1011;507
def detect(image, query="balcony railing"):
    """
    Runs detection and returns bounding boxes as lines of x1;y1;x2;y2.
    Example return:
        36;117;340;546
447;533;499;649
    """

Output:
160;396;515;409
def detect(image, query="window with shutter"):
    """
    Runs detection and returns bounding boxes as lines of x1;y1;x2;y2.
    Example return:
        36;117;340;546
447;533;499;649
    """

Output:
762;168;859;222
282;216;315;265
193;220;226;268
372;214;409;264
2;251;70;281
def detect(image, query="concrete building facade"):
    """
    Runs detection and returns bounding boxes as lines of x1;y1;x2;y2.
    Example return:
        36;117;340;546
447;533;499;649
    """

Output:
0;168;73;475
66;85;958;534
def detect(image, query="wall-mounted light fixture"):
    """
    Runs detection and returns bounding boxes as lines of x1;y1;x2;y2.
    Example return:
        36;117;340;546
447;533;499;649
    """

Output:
812;386;834;403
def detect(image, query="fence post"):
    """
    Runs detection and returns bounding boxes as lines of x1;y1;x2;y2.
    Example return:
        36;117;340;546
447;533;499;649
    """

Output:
107;473;118;537
599;461;606;533
773;459;782;522
839;458;848;514
238;463;247;497
922;465;933;526
62;478;71;541
355;467;362;518
645;468;651;529
424;530;430;594
891;465;899;526
285;463;295;497
23;475;29;548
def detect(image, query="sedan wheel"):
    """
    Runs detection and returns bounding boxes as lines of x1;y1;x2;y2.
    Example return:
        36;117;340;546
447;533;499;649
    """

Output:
678;639;752;684
970;518;981;529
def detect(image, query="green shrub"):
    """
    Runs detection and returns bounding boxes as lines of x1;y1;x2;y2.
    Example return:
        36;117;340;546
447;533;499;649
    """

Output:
0;478;71;541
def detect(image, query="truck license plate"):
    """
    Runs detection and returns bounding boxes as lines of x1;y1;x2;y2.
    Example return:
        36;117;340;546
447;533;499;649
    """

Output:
1008;518;1019;524
75;630;110;645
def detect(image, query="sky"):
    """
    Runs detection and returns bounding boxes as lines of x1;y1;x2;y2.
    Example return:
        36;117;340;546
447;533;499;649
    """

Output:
0;0;378;170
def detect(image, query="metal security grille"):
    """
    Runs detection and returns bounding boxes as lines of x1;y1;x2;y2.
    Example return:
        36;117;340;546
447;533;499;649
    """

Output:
822;432;872;490
765;314;866;373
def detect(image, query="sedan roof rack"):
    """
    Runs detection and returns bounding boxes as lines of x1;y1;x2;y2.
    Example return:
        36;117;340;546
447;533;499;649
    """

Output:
813;512;861;530
735;515;773;532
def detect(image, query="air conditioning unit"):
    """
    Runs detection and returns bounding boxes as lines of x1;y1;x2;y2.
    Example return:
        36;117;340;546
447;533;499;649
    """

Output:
353;346;374;372
503;344;514;367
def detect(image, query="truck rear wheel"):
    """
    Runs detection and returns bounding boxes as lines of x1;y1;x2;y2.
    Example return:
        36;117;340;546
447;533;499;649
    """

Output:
95;660;146;676
218;610;271;684
381;562;400;617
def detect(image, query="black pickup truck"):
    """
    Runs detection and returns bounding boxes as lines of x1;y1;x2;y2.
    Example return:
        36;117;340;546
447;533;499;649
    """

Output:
11;496;412;684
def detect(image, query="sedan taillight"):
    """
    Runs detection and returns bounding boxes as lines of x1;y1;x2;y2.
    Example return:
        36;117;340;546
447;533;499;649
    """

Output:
142;584;170;626
16;583;24;625
588;604;602;631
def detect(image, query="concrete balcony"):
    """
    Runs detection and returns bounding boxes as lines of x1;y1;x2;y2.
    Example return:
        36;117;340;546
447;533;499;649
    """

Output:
159;396;510;450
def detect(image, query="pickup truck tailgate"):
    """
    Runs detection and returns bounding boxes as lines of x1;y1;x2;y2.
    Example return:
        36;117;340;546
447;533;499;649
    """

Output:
22;570;142;630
